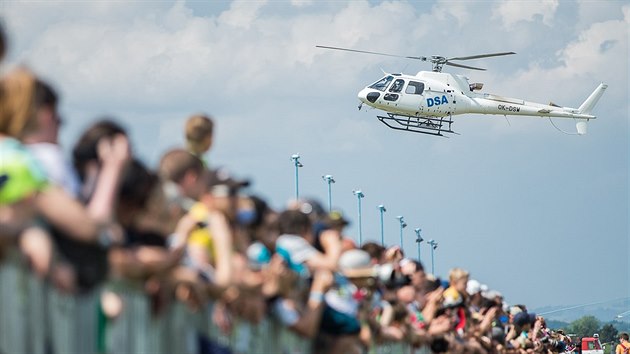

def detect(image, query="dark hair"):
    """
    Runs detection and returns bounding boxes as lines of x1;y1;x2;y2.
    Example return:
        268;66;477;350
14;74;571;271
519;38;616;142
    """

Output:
118;158;158;213
278;209;311;236
72;119;127;181
249;194;272;229
32;78;58;110
361;242;385;261
409;259;424;273
423;276;443;292
621;333;629;341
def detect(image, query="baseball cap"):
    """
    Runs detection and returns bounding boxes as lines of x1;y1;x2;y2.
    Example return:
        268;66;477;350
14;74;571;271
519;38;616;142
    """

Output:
246;242;271;270
206;167;250;196
466;279;482;296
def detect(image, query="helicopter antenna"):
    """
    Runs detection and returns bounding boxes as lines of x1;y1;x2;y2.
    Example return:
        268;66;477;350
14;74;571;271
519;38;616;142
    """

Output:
316;45;515;72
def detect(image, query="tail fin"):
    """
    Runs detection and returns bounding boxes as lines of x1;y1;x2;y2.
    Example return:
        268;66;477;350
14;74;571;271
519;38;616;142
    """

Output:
578;83;608;115
573;83;607;135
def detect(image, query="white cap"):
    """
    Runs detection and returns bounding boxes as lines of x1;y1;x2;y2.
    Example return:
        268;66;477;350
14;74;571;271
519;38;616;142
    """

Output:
338;249;371;272
466;279;482;295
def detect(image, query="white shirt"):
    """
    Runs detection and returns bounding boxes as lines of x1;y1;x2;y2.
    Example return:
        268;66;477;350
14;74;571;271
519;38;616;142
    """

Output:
28;142;80;197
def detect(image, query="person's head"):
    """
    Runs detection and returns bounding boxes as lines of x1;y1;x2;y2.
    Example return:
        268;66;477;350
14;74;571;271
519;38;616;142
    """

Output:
512;311;537;330
159;148;206;200
134;178;180;236
72;119;127;182
278;209;312;240
448;267;469;294
185;114;214;155
324;209;350;232
338;249;378;290
361;242;385;264
21;78;60;144
400;259;426;289
239;195;278;249
0;67;58;140
466;279;484;305
201;167;249;220
620;333;629;342
116;158;160;228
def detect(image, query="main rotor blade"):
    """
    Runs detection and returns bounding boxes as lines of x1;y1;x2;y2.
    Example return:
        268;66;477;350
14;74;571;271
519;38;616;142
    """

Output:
316;45;427;61
445;62;486;71
448;52;516;61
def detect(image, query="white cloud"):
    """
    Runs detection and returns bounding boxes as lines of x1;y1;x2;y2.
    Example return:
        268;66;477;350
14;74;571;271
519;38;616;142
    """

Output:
218;0;268;29
432;0;474;25
492;0;559;28
290;0;313;7
508;10;628;105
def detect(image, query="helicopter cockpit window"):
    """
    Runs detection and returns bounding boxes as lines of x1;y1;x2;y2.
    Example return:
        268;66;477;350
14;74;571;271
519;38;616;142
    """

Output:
389;79;404;93
369;76;394;92
405;81;425;95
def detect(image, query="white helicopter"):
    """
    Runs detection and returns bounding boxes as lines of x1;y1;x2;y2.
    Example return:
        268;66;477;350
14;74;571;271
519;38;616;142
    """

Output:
317;45;607;136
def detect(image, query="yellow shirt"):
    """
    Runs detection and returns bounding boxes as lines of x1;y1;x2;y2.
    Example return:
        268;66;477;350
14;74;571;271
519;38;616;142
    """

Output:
187;203;215;262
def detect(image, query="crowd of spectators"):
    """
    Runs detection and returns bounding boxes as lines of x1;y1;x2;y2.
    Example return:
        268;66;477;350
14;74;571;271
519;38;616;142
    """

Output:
0;22;591;354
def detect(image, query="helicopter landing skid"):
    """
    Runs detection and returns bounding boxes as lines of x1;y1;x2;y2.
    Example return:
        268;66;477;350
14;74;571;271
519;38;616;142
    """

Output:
376;113;458;136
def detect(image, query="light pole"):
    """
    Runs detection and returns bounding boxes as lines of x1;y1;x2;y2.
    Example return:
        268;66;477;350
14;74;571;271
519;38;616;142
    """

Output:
396;216;407;250
352;190;365;246
322;175;335;212
377;205;386;246
414;228;423;262
427;239;438;274
290;154;303;200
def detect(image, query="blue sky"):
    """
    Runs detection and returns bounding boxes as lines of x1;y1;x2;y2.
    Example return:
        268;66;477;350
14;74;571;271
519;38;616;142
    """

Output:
1;0;627;313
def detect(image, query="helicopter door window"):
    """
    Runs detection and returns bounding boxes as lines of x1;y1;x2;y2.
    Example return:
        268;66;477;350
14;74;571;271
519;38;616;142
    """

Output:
369;75;394;92
384;93;399;101
389;79;404;93
405;81;425;95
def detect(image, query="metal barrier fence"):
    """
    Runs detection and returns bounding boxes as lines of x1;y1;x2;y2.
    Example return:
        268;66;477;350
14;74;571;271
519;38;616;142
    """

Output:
0;252;427;354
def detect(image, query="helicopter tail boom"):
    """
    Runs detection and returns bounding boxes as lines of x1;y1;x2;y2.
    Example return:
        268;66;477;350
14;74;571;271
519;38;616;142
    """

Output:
469;83;607;121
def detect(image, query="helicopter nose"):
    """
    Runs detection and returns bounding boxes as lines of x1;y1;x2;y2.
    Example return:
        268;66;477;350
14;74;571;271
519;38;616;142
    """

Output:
358;88;380;103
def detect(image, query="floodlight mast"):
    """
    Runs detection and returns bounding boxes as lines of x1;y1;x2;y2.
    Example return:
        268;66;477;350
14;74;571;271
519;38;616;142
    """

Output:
427;239;438;274
377;205;386;246
396;216;407;251
414;228;423;262
322;175;335;212
353;190;365;246
290;154;303;200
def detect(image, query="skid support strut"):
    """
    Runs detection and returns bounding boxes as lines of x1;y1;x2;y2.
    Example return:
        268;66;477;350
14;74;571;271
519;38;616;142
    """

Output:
376;113;457;136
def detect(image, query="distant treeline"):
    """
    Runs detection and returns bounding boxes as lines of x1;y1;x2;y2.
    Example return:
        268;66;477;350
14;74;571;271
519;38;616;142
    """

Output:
547;316;630;343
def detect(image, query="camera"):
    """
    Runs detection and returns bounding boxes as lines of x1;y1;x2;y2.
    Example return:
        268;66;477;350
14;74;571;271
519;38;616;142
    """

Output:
374;263;411;289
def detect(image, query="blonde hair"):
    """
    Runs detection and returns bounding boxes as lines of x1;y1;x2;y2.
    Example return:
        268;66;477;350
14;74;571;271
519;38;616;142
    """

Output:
0;67;39;138
448;267;469;283
185;114;214;143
